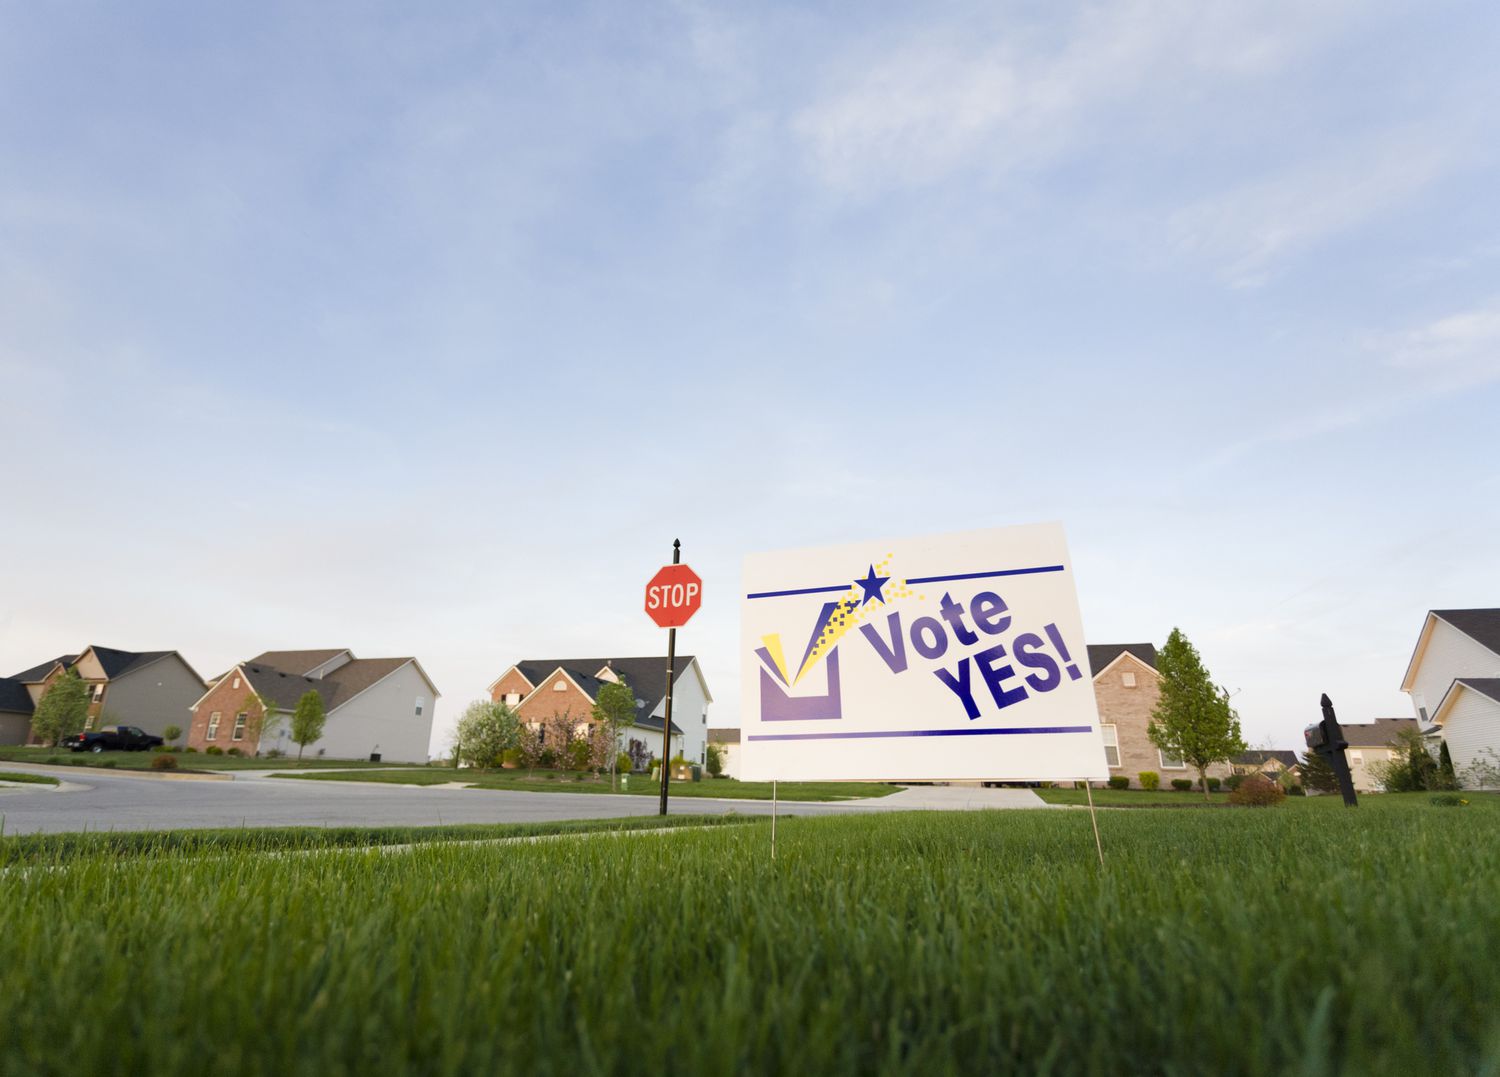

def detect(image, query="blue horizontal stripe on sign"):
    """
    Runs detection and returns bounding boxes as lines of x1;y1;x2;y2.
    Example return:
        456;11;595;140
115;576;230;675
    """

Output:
747;726;1093;742
745;565;1066;600
904;565;1066;585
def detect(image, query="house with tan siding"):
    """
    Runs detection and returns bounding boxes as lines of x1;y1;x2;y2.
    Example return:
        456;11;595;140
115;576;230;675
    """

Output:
1339;717;1419;792
1088;643;1231;789
1401;609;1500;781
6;646;206;743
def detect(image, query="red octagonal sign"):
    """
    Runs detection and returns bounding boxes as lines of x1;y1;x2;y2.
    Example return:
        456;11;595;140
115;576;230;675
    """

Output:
645;564;702;629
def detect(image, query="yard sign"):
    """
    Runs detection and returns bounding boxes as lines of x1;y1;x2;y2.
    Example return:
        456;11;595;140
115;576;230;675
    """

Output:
740;523;1108;782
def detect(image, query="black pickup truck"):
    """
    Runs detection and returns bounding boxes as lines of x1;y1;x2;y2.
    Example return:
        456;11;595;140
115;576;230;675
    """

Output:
66;725;164;753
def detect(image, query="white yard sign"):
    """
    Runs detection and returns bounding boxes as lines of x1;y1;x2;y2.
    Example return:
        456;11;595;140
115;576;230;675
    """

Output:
740;523;1108;782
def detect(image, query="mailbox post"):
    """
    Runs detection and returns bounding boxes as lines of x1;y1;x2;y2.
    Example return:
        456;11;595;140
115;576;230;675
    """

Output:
1305;693;1359;808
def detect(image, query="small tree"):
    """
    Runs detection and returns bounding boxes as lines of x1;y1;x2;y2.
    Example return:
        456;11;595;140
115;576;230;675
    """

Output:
1437;741;1459;790
31;670;90;746
162;724;182;745
246;692;285;749
1147;628;1246;802
1300;749;1337;793
592;679;637;790
454;700;522;769
290;690;326;764
706;742;725;778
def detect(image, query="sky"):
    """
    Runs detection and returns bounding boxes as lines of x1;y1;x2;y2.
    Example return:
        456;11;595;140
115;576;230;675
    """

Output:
3;1;1498;759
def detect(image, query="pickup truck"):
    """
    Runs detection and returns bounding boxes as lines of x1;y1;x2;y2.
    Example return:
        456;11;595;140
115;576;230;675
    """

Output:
66;725;164;753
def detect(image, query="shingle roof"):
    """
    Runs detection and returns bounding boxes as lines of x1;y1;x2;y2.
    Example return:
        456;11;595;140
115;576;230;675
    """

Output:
514;656;700;723
1087;644;1158;676
241;657;414;714
1233;749;1300;769
1432;609;1500;655
0;677;33;715
1454;678;1500;706
87;646;172;680
1341;717;1418;747
247;650;350;676
708;727;741;744
9;655;78;683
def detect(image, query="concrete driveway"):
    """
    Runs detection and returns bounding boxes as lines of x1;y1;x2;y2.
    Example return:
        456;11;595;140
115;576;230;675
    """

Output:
0;763;1049;835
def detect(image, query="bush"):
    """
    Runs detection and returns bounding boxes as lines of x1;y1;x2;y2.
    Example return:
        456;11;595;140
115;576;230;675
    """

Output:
1287;783;1306;796
264;748;284;759
616;752;633;775
1107;775;1130;790
566;739;592;772
502;748;522;769
151;754;178;771
706;743;725;778
205;746;224;756
183;746;198;753
162;724;182;743
1206;777;1222;792
1224;774;1245;791
151;744;172;753
1228;775;1285;807
1430;793;1467;807
1170;779;1192;792
1138;771;1160;791
226;748;243;757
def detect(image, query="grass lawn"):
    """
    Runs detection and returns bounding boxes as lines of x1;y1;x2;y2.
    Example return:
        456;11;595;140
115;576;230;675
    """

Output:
0;745;431;773
1036;786;1234;806
271;767;900;801
0;770;59;786
1;799;1496;1074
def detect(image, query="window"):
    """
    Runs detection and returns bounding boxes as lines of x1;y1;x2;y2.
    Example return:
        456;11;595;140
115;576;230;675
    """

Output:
505;693;522;705
1100;724;1120;768
232;676;240;690
206;712;221;740
553;679;567;692
1349;750;1364;765
84;715;96;732
574;722;590;739
232;713;248;741
1159;749;1186;770
90;683;106;703
1418;706;1429;723
414;697;424;717
1121;671;1137;688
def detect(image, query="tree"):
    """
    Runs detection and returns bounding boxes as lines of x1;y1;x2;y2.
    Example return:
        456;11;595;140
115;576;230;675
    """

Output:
1299;749;1337;793
162;724;182;745
706;742;725;778
454;700;522;769
290;690;326;763
247;692;285;749
1437;740;1459;790
592;679;638;790
31;670;89;746
1147;628;1246;801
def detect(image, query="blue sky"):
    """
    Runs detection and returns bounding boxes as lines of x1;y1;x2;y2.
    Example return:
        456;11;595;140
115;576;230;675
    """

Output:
3;1;1498;756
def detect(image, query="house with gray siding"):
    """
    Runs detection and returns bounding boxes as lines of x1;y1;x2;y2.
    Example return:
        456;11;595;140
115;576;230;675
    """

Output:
6;647;206;742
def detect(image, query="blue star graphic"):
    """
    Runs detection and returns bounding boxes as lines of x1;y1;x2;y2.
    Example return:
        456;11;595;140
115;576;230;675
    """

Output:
854;565;890;605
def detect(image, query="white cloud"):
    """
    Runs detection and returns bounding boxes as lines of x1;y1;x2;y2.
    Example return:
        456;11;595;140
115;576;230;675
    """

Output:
1383;297;1500;386
790;1;1361;197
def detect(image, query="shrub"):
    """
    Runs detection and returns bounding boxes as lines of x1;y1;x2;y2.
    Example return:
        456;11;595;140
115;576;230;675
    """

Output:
538;749;557;769
263;748;284;760
183;746;198;753
1224;773;1245;791
226;748;243;757
1138;771;1160;791
1107;775;1130;790
1170;779;1192;792
706;743;725;778
205;746;224;756
616;752;633;775
151;744;172;753
566;739;592;771
1228;774;1285;807
1287;783;1306;796
1430;793;1467;808
1206;777;1221;792
162;724;182;743
502;749;522;769
151;754;179;771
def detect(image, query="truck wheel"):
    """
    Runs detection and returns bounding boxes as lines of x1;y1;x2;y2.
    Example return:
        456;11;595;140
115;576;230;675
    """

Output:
90;743;105;754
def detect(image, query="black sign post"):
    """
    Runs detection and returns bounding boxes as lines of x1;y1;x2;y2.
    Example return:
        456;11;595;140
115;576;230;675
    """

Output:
659;539;680;817
1305;693;1359;807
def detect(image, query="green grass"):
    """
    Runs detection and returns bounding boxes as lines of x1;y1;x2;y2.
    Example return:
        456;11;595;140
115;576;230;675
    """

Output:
1036;786;1234;806
0;770;59;786
0;745;430;773
272;767;901;801
2;801;1497;1074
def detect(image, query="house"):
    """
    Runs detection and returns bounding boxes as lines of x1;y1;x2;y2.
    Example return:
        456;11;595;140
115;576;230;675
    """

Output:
1401;609;1500;778
1340;717;1420;792
1088;643;1232;789
1231;750;1301;782
488;656;712;765
708;727;741;779
186;649;439;762
7;647;206;743
0;677;33;745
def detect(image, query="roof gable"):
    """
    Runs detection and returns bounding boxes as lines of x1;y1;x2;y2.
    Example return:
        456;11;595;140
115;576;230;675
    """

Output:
514;656;702;722
1433;678;1500;725
1432;609;1500;655
1087;644;1158;678
248;649;352;676
9;655;79;683
1340;717;1418;747
0;677;33;715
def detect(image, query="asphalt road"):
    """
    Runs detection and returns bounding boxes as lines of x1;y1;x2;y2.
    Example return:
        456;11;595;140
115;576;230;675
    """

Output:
0;764;1049;835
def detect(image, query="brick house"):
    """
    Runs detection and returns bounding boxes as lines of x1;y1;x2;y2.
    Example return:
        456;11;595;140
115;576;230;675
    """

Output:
488;655;712;765
1230;750;1302;782
186;649;439;762
1088;643;1232;789
7;646;206;743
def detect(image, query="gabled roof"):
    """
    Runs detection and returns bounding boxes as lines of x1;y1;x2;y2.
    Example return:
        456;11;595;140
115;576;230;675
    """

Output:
1432;678;1500;726
1432;609;1500;655
1341;717;1418;747
9;655;78;683
240;656;428;715
247;649;350;676
708;727;741;744
0;677;33;715
1454;678;1500;705
1087;644;1158;677
1232;749;1300;769
83;645;173;680
513;656;705;722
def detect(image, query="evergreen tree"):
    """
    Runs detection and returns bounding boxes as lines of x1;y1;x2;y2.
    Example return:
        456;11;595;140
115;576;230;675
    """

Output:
31;670;90;747
1147;628;1247;801
290;690;327;764
1299;748;1338;793
1437;739;1459;791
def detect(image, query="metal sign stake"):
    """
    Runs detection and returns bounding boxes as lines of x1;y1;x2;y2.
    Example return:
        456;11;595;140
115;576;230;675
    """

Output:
658;539;680;817
1083;779;1104;866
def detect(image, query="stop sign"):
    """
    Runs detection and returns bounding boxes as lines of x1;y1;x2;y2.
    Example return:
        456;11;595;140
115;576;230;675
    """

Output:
645;564;702;629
